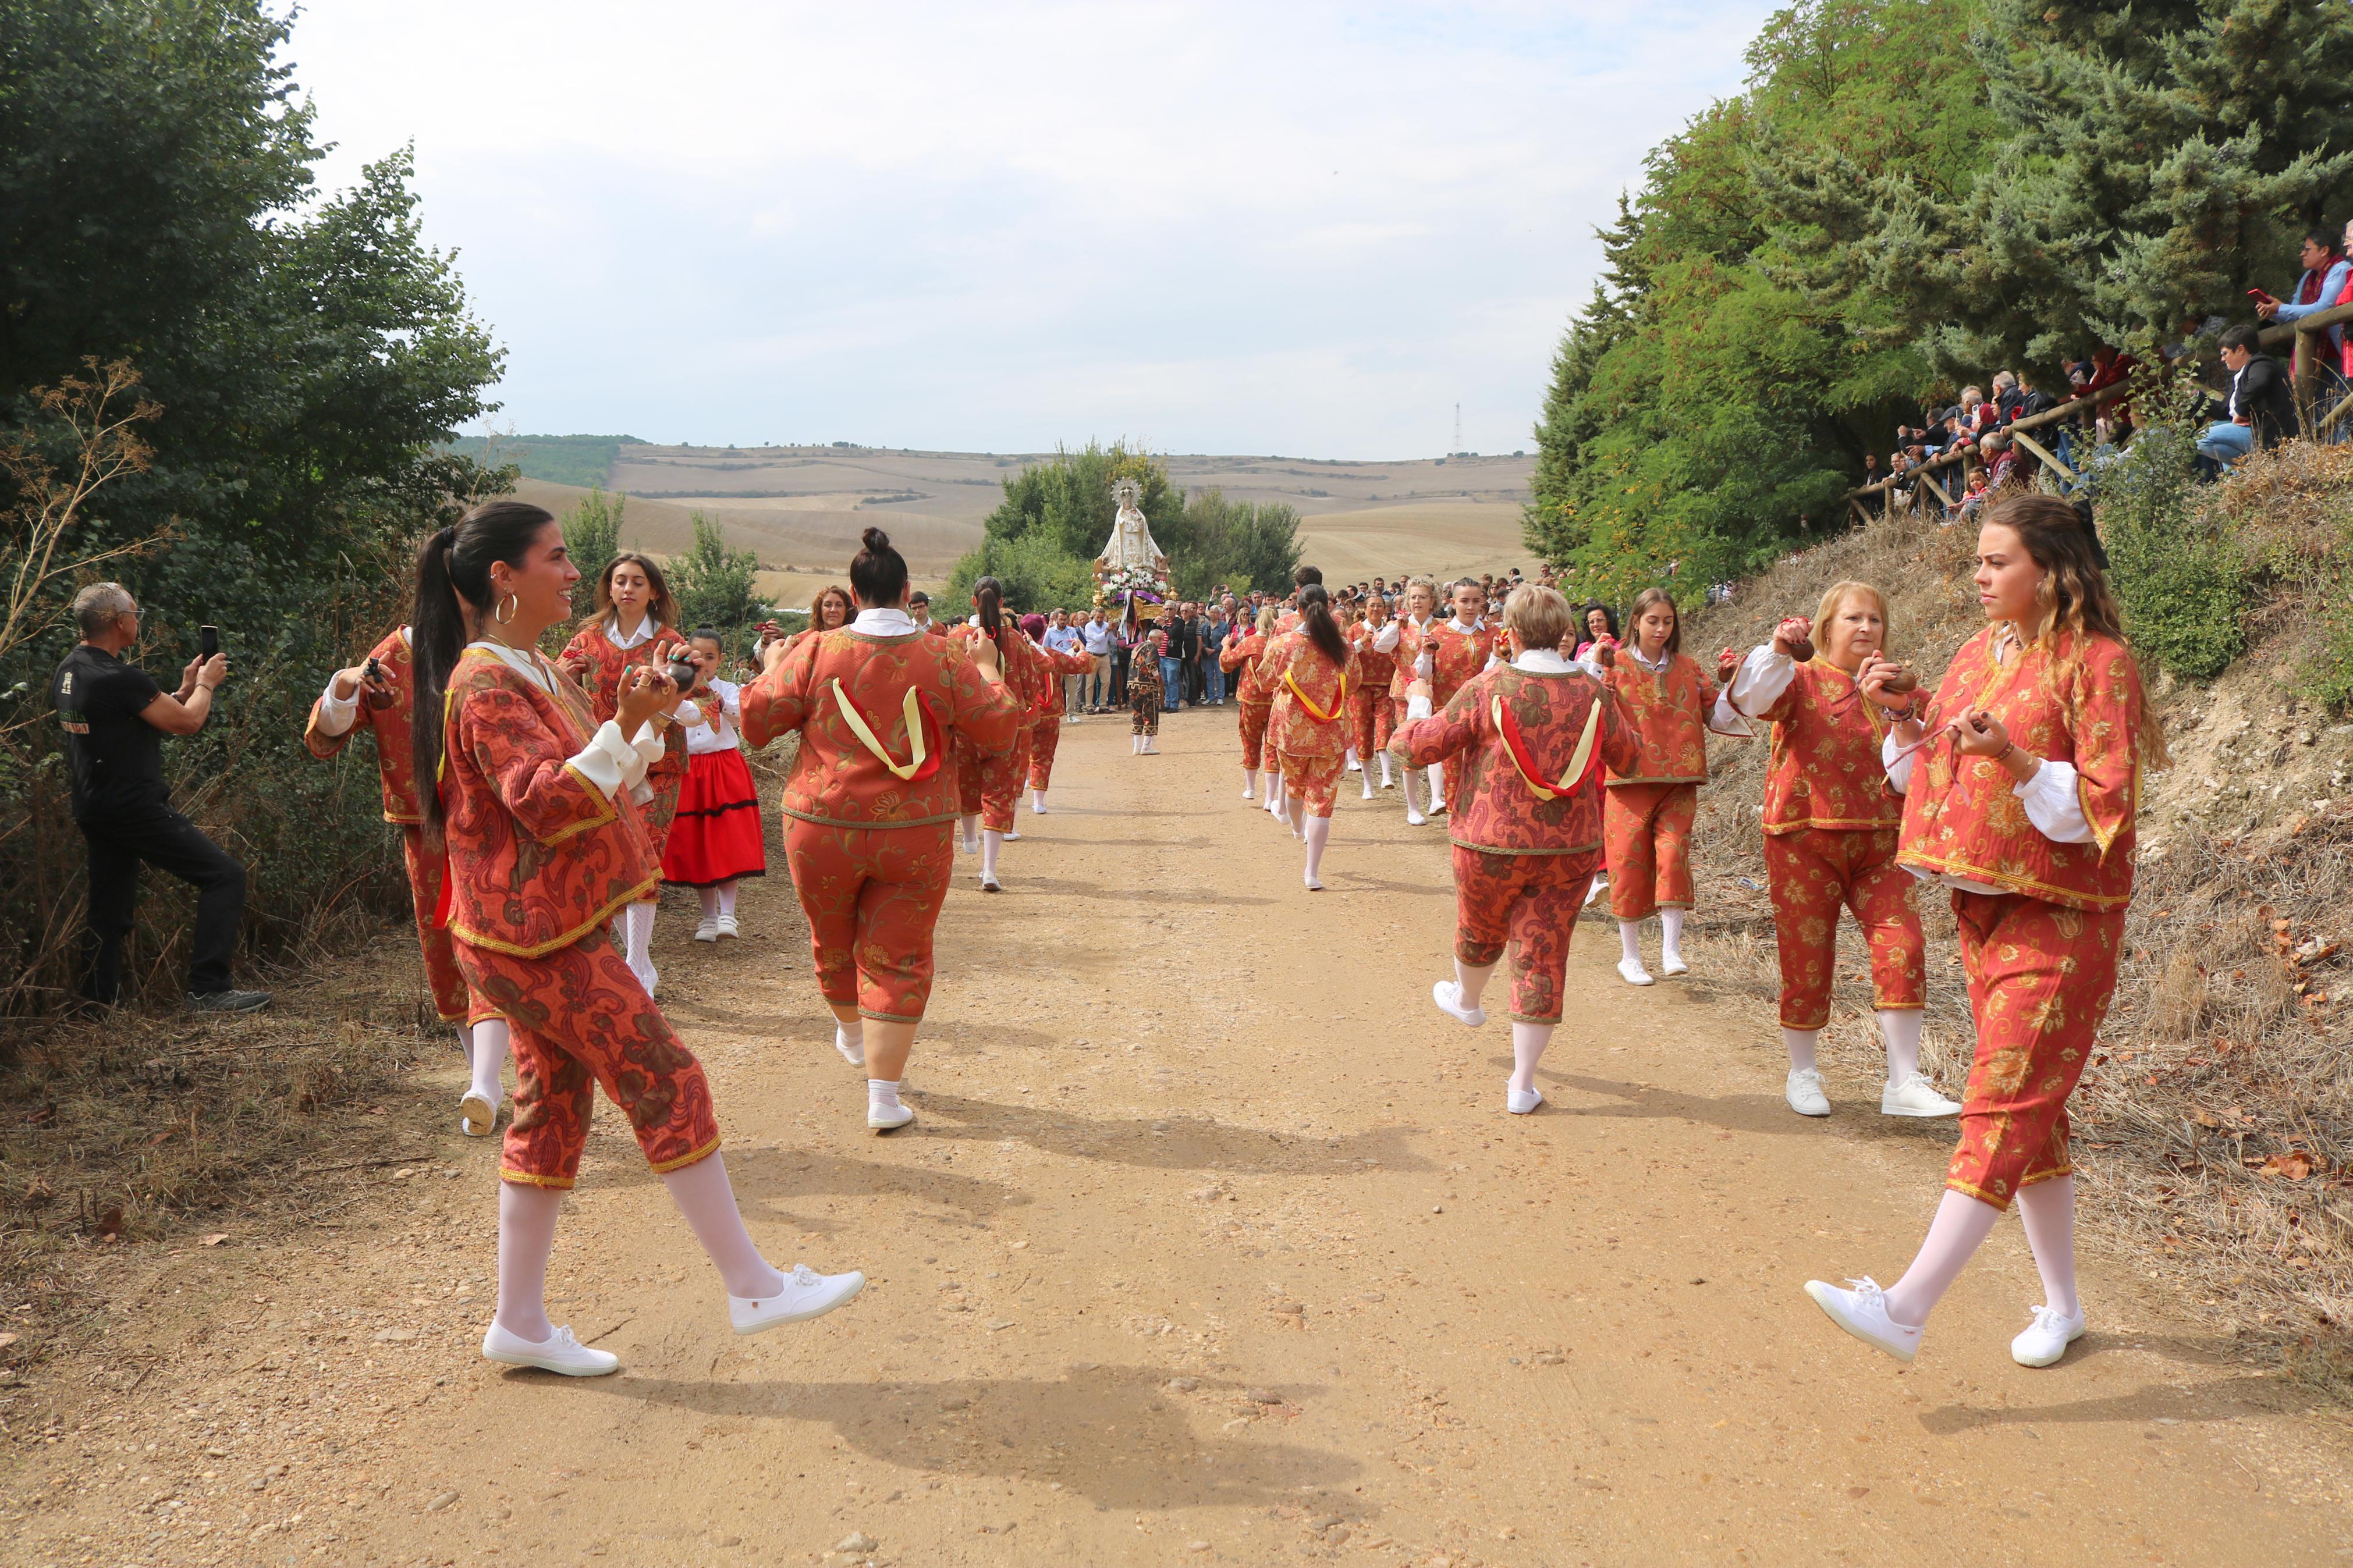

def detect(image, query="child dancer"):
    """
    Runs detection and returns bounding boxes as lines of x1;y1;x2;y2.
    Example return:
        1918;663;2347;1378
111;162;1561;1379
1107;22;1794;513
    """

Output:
1727;585;1959;1120
664;629;765;943
1024;613;1095;812
1387;578;1440;824
308;625;508;1136
1596;587;1744;986
1805;496;2161;1370
558;552;693;994
742;528;1023;1130
1391;586;1636;1112
1130;628;1166;753
1220;606;1277;801
1350;592;1399;798
1253;585;1362;889
414;501;864;1377
946;579;1049;890
1565;599;1620;905
1414;579;1496;813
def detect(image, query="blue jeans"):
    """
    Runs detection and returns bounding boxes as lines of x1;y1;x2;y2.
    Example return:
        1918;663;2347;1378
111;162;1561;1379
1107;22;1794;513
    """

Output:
2196;421;2253;468
1159;656;1183;710
1204;662;1225;704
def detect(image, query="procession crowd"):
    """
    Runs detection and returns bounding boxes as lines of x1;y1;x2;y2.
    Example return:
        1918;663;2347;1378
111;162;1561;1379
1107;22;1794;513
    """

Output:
50;489;2158;1391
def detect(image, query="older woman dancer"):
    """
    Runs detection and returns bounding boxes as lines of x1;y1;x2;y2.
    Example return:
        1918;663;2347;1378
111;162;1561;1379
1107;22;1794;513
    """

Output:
743;528;1022;1129
1392;586;1636;1114
1727;582;1958;1120
416;501;864;1377
1253;584;1362;889
1806;495;2163;1370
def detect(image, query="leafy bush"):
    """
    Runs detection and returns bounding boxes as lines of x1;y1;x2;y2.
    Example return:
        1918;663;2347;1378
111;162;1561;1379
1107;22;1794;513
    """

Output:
943;528;1099;616
2095;411;2248;681
669;510;773;632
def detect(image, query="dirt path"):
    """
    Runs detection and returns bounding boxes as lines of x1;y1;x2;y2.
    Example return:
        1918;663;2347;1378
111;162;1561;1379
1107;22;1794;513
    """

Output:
8;711;2352;1567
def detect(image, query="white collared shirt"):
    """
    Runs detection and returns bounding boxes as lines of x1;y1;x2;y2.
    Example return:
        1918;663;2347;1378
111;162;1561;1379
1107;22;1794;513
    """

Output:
606;613;660;650
850;607;919;637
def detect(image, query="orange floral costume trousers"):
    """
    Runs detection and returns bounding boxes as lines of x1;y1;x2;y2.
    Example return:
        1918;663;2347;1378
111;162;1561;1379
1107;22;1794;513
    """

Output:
1276;749;1345;816
1761;827;1925;1030
1027;714;1063;791
979;727;1033;834
1946;891;2125;1210
1453;847;1595;1025
785;819;955;1022
400;826;478;1024
453;927;722;1190
1345;687;1390;760
1237;701;1272;771
1603;781;1697;920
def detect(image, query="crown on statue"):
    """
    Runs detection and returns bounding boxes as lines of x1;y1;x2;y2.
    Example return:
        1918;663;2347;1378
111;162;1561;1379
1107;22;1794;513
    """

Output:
1110;478;1142;509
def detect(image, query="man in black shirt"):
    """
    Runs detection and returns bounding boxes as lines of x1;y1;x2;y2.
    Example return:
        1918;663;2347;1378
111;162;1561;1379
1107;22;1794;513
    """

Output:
51;582;268;1012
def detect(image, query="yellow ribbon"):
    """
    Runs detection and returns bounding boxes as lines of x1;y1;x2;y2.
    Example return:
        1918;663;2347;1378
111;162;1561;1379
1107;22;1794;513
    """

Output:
831;680;931;780
1283;668;1348;723
1492;691;1603;801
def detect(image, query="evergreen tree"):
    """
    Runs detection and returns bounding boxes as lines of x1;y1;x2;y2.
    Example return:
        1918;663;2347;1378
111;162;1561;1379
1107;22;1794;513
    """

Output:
560;486;627;591
668;511;772;632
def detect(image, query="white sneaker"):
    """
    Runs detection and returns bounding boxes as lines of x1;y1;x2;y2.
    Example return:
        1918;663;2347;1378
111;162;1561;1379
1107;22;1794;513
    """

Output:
1347;758;1362;771
458;1090;498;1136
730;1264;867;1335
1802;1277;1922;1363
1241;785;1255;800
1406;808;1428;827
1031;801;1048;815
1660;951;1689;977
1003;829;1021;842
2010;1303;2086;1367
1361;781;1376;799
1507;1085;1543;1115
1785;1068;1830;1117
694;917;721;943
869;1099;917;1132
1880;1072;1962;1118
716;913;740;940
835;1023;865;1068
1431;979;1486;1028
481;1321;619;1377
979;872;1002;893
630;957;659;997
1584;876;1609;908
1615;957;1654;988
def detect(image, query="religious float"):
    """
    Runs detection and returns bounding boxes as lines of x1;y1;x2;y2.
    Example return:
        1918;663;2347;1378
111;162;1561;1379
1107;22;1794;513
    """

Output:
1094;478;1173;625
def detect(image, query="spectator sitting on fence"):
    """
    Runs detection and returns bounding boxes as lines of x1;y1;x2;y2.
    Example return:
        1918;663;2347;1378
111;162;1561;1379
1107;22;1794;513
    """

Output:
1978;431;2017;488
2195;323;2298;477
2255;228;2350;365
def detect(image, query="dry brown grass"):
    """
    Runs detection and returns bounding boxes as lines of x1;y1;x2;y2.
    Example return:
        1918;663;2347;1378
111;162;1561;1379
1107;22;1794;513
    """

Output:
1681;487;2353;1396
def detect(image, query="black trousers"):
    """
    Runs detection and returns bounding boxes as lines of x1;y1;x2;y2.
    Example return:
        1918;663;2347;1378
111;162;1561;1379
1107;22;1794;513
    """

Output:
78;804;247;1001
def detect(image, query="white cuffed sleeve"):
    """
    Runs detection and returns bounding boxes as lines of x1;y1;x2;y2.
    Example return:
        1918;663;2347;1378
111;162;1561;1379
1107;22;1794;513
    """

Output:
1708;689;1754;738
1371;621;1401;654
1728;644;1795;719
2016;759;2095;843
1882;730;1915;794
1406;692;1434;721
673;699;703;729
314;677;360;737
566;719;653;801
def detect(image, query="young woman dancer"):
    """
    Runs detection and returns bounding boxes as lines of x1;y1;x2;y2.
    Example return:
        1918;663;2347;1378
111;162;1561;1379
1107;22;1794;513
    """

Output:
1129;627;1166;753
1386;578;1441;825
1598;588;1744;986
785;585;855;655
414;501;864;1377
1024;613;1095;812
1221;606;1278;802
665;630;766;943
559;553;693;994
1414;579;1495;814
1252;584;1362;889
1564;600;1621;905
741;528;1022;1130
1726;585;1960;1120
946;578;1050;890
308;624;508;1136
1392;586;1637;1112
1349;592;1399;798
1805;496;2160;1370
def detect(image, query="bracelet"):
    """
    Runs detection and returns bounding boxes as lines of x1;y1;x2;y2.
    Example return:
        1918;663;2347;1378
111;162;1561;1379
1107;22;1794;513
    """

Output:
1995;739;2015;764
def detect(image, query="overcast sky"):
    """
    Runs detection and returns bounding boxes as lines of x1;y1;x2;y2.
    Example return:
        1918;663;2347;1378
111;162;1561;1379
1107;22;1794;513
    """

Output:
290;2;1762;460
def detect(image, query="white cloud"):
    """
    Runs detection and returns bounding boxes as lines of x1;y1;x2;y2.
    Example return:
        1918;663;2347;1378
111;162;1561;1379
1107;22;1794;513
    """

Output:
288;1;1765;456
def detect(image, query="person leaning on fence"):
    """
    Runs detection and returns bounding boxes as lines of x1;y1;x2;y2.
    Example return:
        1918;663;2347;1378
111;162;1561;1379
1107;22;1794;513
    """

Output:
50;583;269;1014
2196;325;2298;476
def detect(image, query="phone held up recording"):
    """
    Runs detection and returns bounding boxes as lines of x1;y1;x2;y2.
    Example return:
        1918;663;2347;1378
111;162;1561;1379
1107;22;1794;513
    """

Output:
199;624;220;660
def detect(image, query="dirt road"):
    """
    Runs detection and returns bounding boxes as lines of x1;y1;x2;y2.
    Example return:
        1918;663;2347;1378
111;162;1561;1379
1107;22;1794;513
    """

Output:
9;711;2352;1567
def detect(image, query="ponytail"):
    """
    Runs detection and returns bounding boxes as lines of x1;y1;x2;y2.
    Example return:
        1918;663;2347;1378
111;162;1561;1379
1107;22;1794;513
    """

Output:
974;575;1009;656
409;501;558;830
1298;583;1347;670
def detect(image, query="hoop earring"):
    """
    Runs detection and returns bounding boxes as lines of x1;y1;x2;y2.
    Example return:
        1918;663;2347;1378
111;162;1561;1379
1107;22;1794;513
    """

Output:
495;593;519;625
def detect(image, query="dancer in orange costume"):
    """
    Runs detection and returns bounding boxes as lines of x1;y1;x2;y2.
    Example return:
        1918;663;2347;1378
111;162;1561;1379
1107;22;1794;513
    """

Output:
558;552;694;995
1407;578;1495;814
413;500;865;1379
1390;585;1639;1115
1023;613;1095;813
1805;496;2163;1373
944;578;1049;890
1385;578;1442;824
1253;584;1362;890
742;528;1022;1131
1595;586;1745;986
308;624;510;1137
1348;591;1399;799
1726;582;1958;1123
1221;606;1279;805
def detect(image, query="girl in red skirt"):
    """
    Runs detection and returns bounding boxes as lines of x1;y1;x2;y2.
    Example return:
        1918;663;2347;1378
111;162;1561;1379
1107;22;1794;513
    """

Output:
665;630;766;942
1806;495;2163;1370
414;501;864;1377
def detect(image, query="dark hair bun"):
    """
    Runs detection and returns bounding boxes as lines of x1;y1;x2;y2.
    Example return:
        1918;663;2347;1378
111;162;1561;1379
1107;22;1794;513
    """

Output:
862;526;892;553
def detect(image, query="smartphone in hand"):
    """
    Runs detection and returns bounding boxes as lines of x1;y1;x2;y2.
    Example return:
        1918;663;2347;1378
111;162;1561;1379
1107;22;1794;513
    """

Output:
200;625;221;659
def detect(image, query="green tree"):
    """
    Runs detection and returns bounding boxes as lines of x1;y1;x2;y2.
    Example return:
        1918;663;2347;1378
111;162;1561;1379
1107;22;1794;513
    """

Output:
562;487;627;593
668;511;772;632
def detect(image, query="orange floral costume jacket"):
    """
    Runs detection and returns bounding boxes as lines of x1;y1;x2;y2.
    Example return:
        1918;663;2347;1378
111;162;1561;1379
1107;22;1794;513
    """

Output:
1351;622;1399;698
559;620;689;791
1754;659;1903;834
1897;627;2143;911
1605;652;1726;786
1256;631;1363;760
438;649;659;957
1388;616;1438;703
1220;632;1272;703
740;624;1023;828
304;627;423;823
1390;664;1638;855
1418;620;1495;708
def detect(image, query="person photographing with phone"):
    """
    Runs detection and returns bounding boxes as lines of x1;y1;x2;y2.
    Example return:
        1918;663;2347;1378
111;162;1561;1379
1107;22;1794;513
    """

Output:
51;585;268;1013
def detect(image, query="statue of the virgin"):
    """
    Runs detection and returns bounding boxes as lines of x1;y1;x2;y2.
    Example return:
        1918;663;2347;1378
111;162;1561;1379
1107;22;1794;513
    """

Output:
1095;478;1168;580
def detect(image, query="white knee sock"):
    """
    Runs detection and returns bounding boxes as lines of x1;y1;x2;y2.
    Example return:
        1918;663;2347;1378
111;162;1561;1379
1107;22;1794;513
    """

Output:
662;1153;786;1300
468;1017;510;1106
1454;958;1496;1011
1510;1022;1553;1093
2015;1175;2081;1318
624;901;655;970
981;829;1002;880
717;880;738;919
1031;787;1048;810
1285;797;1306;839
1617;920;1643;967
1428;764;1446;808
868;1078;904;1112
697;886;720;921
1782;1027;1819;1073
1879;1008;1923;1084
1881;1190;2002;1328
1242;769;1257;799
1401;765;1424;817
1303;815;1331;886
1133;734;1142;754
495;1182;563;1342
1659;908;1686;968
1345;745;1359;770
1378;752;1393;787
960;814;980;850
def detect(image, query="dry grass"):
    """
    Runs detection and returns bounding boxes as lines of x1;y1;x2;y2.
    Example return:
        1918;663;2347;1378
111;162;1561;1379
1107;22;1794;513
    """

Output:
1681;483;2353;1397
